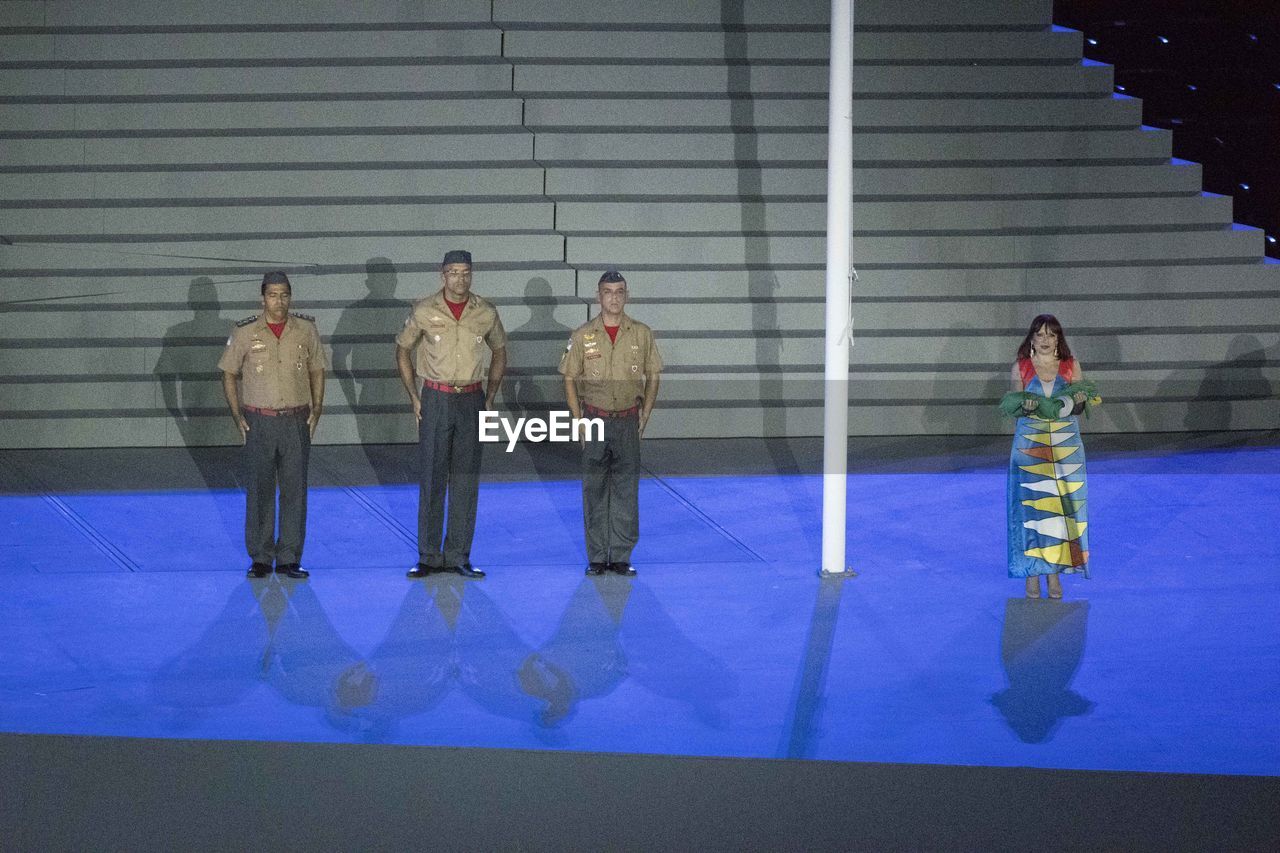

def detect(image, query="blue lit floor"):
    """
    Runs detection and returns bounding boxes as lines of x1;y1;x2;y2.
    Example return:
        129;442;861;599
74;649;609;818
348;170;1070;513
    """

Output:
1;436;1278;776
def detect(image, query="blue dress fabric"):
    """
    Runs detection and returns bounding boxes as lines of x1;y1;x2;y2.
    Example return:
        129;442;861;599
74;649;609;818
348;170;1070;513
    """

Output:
1007;371;1090;579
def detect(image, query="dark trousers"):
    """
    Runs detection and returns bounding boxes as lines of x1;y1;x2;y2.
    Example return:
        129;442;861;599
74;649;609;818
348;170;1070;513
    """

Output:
582;415;640;564
243;409;310;565
418;387;483;567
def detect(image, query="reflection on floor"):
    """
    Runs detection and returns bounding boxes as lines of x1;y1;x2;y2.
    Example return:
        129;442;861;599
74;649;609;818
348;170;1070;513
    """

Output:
993;599;1093;744
1;436;1278;776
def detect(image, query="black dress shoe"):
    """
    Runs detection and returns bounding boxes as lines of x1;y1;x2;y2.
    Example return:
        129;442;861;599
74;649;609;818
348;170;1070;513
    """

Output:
609;562;637;576
450;563;485;579
246;562;272;578
407;563;439;579
277;563;309;579
586;562;608;576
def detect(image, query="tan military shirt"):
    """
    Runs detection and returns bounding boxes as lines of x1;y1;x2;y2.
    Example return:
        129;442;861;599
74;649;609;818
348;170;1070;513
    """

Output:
559;313;663;411
218;313;328;410
395;290;507;384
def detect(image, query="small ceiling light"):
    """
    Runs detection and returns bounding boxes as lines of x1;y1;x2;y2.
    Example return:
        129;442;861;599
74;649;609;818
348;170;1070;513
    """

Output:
1157;35;1170;44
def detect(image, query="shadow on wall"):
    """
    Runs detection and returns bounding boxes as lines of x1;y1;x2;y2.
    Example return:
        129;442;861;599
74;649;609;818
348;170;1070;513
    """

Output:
722;1;828;562
155;276;239;486
991;597;1094;744
1085;331;1139;431
1178;333;1274;433
507;276;578;483
925;322;1009;435
720;0;828;554
332;257;412;483
720;3;789;449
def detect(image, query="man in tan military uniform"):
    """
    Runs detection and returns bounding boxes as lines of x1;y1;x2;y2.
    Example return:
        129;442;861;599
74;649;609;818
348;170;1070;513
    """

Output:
560;269;662;576
219;271;328;579
395;249;507;579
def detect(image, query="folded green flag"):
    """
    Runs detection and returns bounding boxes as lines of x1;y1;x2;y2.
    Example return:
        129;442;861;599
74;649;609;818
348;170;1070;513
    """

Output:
999;379;1101;419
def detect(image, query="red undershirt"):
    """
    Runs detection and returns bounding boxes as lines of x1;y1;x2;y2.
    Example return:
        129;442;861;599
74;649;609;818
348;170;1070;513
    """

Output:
444;298;467;321
604;324;619;344
267;321;286;339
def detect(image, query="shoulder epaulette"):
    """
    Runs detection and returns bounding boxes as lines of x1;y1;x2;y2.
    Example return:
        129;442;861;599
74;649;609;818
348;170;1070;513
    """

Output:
235;314;259;327
290;311;316;323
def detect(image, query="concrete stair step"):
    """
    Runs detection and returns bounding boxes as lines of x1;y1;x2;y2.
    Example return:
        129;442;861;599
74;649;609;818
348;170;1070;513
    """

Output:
546;163;1203;198
534;129;1170;165
565;229;1262;267
514;64;1112;96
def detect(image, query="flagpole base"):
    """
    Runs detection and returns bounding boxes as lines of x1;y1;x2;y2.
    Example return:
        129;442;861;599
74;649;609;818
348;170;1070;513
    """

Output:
818;567;858;579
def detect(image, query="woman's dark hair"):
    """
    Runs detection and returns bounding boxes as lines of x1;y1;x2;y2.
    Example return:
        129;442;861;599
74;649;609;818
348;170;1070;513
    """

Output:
1016;314;1073;361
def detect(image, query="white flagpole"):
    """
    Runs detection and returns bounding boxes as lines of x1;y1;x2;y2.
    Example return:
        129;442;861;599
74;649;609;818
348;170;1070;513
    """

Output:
821;0;854;577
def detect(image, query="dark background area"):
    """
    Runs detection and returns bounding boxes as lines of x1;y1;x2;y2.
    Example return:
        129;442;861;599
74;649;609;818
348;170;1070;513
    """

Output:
5;733;1280;852
1055;0;1280;258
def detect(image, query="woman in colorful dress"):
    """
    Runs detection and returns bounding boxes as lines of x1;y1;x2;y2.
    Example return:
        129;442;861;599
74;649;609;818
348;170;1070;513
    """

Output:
1007;314;1090;599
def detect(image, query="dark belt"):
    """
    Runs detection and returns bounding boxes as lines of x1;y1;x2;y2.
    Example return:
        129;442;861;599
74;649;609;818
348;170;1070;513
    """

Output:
423;379;483;394
243;404;309;417
584;404;639;419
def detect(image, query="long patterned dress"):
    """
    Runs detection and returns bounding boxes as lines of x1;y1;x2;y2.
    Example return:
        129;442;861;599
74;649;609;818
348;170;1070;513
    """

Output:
1007;358;1089;579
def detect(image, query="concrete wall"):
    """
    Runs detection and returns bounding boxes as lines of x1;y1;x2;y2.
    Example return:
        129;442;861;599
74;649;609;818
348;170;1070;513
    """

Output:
1;0;1276;446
